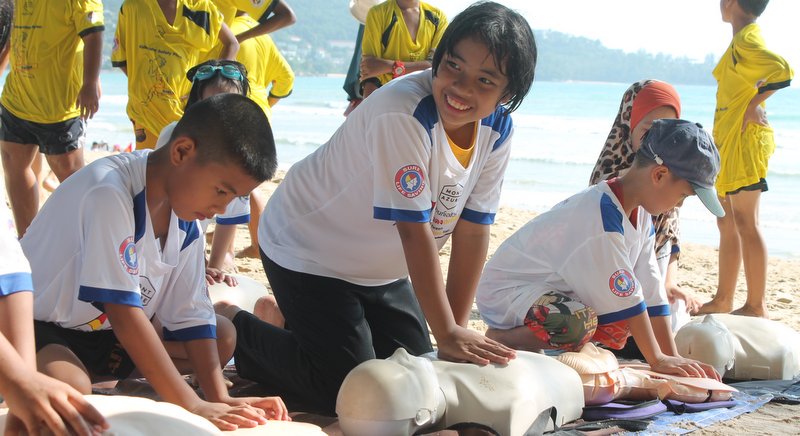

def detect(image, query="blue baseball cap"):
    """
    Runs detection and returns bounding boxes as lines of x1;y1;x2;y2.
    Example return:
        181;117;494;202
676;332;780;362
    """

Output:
640;119;725;217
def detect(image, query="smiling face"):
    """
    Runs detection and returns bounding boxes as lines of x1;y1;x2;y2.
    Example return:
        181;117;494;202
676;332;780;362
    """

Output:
165;138;260;221
432;36;510;139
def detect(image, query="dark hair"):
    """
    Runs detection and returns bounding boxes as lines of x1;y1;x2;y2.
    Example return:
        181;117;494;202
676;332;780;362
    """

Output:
0;0;12;49
431;1;536;114
185;59;250;109
737;0;769;16
171;94;277;182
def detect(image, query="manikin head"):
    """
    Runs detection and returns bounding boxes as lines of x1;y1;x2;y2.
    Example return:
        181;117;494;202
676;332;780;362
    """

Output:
336;349;444;436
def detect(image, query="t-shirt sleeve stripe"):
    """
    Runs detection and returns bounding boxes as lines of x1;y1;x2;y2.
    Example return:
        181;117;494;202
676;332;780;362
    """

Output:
78;25;105;38
78;285;142;307
0;272;33;296
162;324;217;341
374;206;431;223
461;208;495;225
597;301;646;324
647;304;671;317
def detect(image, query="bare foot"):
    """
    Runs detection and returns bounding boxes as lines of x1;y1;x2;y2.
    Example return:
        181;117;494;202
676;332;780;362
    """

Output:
236;245;260;259
731;305;769;319
696;300;733;315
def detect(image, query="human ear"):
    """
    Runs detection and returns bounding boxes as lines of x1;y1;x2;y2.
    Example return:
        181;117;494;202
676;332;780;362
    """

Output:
651;165;670;185
169;136;197;166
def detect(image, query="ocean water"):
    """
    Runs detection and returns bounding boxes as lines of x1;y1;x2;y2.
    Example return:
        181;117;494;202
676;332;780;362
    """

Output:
29;71;800;258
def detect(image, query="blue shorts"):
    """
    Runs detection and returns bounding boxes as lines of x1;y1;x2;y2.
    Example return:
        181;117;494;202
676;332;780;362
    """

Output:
0;104;85;155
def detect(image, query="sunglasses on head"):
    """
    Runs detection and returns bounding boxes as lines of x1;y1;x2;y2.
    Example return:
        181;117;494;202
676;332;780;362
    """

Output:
193;64;243;82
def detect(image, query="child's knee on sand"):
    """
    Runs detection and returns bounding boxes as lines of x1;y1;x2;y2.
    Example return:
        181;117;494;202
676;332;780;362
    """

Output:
254;295;285;328
36;344;93;394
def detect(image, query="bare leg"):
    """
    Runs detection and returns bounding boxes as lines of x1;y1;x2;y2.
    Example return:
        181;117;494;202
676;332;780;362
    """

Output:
1;141;39;237
208;223;238;273
237;191;265;259
36;344;93;394
254;295;285;328
485;326;547;353
45;148;84;182
158;314;236;373
728;190;768;318
699;195;739;315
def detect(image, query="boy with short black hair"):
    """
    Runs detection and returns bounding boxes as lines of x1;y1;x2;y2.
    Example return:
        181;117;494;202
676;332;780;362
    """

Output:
700;0;793;319
21;94;287;431
217;1;536;414
477;119;722;380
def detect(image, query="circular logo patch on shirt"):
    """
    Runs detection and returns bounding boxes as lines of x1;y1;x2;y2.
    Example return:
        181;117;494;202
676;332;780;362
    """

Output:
608;269;635;297
394;165;425;198
118;236;138;275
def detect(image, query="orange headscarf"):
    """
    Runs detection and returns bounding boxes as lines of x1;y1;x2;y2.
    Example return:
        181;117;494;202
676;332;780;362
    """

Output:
629;81;681;132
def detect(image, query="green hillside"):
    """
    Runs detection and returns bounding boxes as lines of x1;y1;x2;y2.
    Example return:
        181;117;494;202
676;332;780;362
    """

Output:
98;0;715;85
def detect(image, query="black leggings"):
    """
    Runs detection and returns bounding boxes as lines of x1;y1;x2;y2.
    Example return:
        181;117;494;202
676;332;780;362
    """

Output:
232;251;433;415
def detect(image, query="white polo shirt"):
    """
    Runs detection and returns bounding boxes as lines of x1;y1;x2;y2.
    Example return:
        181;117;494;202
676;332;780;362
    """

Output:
477;181;668;330
21;151;215;339
0;196;32;297
259;70;514;286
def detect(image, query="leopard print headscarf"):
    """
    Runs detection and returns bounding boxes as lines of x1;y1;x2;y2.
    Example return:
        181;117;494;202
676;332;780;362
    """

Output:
589;80;681;258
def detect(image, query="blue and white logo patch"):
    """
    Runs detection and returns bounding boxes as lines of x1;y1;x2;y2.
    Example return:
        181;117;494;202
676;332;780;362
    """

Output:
608;269;635;297
394;165;425;198
118;236;138;275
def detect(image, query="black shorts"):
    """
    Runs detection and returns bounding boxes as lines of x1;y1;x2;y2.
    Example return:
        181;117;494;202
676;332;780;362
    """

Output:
0;104;85;155
726;178;768;196
34;321;136;379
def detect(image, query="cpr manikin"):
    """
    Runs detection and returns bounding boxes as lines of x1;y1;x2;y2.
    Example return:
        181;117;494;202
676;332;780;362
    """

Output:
675;314;800;380
336;348;584;436
556;343;736;406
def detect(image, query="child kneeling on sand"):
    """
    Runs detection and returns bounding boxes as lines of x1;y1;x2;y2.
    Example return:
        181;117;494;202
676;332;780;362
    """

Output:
217;1;537;414
477;119;723;380
21;94;289;431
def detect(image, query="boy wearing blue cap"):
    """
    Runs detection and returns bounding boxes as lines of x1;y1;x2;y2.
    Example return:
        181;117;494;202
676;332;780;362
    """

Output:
477;119;723;379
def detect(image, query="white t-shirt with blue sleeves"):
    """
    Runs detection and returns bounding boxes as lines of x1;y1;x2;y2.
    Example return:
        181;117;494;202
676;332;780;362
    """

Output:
21;151;215;340
476;181;667;330
259;70;513;286
0;197;32;297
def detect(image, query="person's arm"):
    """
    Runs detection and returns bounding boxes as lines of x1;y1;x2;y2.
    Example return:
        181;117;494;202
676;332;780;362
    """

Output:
235;1;296;43
104;303;265;430
76;31;103;120
217;23;240;61
627;310;719;379
0;293;108;436
360;57;432;81
664;254;700;314
396;221;515;365
742;89;775;131
649;313;679;357
445;219;490;327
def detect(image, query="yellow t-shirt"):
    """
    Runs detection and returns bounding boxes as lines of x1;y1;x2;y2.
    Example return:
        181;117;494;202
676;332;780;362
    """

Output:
211;0;278;26
111;0;224;137
712;23;793;194
0;0;104;123
205;15;295;121
362;0;448;85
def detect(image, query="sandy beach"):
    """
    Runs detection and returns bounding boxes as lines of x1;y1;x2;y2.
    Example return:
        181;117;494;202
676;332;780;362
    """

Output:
222;167;800;434
20;152;800;434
